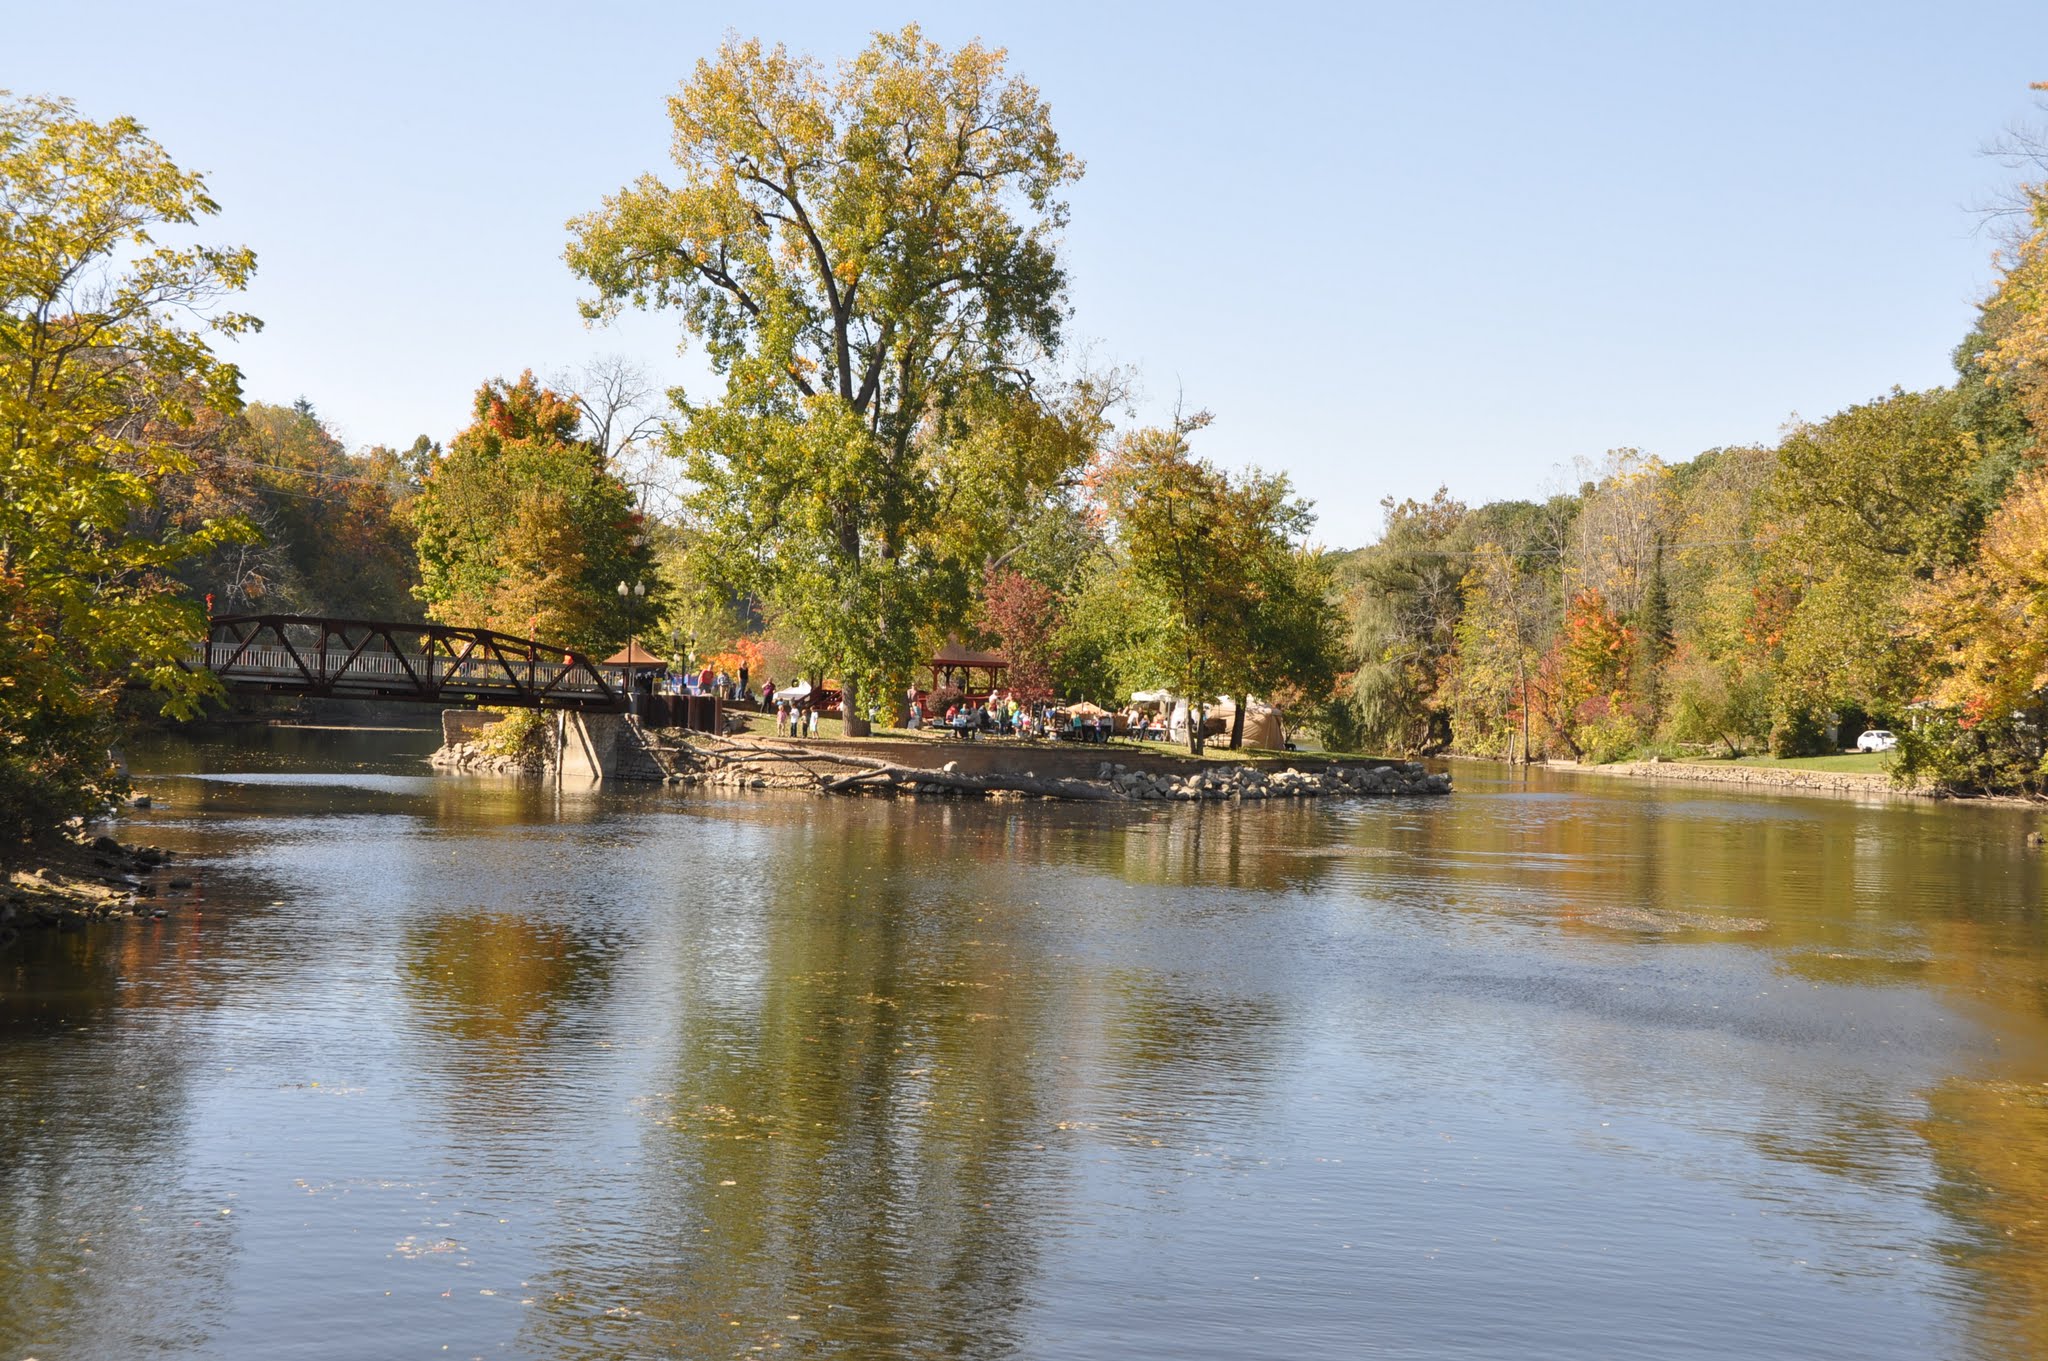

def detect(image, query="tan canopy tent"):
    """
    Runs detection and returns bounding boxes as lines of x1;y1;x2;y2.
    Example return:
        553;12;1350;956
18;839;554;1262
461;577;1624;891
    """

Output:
1211;696;1286;749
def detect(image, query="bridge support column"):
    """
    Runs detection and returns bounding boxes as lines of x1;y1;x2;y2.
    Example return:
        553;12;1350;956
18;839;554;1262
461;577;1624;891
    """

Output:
557;712;622;782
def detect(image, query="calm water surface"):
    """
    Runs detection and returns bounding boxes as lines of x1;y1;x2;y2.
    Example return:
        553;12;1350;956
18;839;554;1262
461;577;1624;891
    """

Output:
4;728;2048;1360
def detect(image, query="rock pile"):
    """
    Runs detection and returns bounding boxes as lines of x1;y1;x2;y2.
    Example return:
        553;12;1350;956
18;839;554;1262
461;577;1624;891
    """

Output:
427;742;541;776
661;737;1451;802
3;835;183;944
1098;761;1448;801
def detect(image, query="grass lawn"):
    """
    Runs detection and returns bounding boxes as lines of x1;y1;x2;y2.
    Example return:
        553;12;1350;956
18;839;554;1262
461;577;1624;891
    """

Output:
1692;751;1895;775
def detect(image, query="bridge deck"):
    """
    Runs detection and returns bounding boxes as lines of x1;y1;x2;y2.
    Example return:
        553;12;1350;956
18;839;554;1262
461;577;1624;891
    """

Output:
194;615;628;711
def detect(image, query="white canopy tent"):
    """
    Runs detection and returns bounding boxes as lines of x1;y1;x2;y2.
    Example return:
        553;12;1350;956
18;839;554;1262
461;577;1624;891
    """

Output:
1141;691;1285;748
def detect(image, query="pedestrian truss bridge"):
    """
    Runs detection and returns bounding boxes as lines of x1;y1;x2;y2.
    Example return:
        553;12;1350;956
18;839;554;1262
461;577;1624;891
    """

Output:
192;615;626;711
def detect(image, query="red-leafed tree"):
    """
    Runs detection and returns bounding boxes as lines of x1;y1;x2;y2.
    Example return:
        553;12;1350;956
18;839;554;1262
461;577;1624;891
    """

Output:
979;566;1063;701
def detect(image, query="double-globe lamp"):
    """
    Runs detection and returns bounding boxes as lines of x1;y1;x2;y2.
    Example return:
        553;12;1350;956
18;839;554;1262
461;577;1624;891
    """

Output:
616;579;646;662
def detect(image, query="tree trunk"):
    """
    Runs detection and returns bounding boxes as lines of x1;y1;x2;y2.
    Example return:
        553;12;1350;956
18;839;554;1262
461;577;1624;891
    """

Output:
1228;694;1247;750
842;674;868;738
1188;705;1204;756
838;516;870;738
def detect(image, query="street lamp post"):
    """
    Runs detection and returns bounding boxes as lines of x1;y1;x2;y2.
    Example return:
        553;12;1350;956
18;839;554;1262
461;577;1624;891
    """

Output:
616;578;646;660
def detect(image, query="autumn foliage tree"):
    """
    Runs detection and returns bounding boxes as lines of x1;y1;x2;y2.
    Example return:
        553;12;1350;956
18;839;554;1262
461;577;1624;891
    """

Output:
1899;462;2048;791
408;373;652;656
567;25;1084;733
978;567;1062;700
139;399;420;620
1;93;258;857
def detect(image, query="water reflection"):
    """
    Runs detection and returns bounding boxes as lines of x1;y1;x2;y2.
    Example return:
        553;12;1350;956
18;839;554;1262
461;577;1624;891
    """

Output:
1;737;2046;1359
0;932;237;1358
518;816;1068;1357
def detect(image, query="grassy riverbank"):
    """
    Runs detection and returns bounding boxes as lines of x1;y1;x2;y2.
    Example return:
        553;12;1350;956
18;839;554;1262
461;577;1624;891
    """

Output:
1530;752;1915;800
1702;752;1894;775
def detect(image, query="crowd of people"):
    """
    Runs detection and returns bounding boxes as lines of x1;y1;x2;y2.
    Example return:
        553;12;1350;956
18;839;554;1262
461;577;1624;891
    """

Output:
898;690;1174;743
628;661;1187;746
650;661;750;701
906;689;1052;739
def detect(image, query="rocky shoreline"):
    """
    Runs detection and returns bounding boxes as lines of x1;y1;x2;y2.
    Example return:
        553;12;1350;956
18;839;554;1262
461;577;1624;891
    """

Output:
429;724;1452;801
658;736;1451;801
1554;758;2048;816
3;833;185;945
1544;757;1912;799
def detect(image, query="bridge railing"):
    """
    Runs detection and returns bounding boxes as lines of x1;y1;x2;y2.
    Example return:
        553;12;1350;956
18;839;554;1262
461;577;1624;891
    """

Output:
198;643;614;694
188;612;632;710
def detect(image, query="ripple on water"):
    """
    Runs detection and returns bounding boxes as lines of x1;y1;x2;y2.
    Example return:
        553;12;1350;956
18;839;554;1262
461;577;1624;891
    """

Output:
2;738;2041;1360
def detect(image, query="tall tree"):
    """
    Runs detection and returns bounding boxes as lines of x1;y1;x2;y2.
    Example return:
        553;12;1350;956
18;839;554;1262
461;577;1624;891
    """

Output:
1341;489;1476;754
1765;388;1981;724
408;373;652;655
566;25;1083;734
1091;415;1336;754
0;93;257;856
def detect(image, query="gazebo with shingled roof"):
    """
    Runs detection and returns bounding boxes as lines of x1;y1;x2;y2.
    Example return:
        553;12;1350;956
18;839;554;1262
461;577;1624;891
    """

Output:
928;638;1008;699
603;641;666;672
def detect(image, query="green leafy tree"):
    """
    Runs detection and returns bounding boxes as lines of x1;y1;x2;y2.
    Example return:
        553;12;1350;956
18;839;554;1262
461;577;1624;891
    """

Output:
1091;415;1336;754
1448;544;1547;758
1766;388;1983;726
408;373;652;655
1665;647;1773;757
566;25;1083;733
1340;489;1479;754
0;92;257;858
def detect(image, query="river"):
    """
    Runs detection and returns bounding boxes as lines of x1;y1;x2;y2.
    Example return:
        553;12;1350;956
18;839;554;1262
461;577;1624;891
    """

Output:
3;726;2046;1359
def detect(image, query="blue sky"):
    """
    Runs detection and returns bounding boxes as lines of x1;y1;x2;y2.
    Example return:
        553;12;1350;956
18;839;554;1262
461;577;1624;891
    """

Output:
7;1;2044;545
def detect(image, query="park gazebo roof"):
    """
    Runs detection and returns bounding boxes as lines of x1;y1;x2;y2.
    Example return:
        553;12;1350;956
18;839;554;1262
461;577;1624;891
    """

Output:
603;641;665;669
930;639;1009;670
928;638;1008;695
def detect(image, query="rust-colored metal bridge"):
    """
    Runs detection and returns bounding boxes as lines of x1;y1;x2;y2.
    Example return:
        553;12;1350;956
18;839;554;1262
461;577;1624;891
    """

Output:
193;615;627;711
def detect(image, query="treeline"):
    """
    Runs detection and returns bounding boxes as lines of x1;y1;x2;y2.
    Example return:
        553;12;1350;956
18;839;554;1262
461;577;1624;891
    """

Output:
0;89;664;856
12;47;2048;870
149;398;422;623
1332;264;2048;792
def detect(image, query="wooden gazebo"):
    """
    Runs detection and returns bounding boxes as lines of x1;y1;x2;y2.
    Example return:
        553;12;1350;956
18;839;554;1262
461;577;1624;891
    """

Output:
603;641;666;672
928;638;1009;698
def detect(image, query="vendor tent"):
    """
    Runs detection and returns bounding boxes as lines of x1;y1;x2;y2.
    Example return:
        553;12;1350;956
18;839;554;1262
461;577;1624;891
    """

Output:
1211;696;1286;750
603;641;665;670
1167;699;1224;741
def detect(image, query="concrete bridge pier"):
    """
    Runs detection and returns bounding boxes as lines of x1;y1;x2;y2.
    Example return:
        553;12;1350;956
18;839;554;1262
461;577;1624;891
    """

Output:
556;712;621;782
554;711;670;783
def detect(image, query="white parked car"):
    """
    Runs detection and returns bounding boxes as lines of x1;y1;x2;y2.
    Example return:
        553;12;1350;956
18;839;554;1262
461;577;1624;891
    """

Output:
1855;729;1898;752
